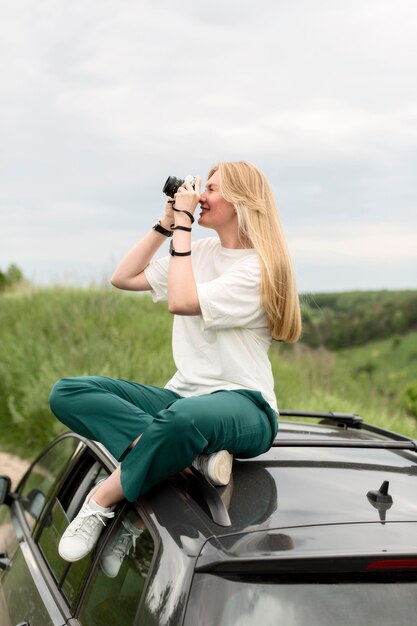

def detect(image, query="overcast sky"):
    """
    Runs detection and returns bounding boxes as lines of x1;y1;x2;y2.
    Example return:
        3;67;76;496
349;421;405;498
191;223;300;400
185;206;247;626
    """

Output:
1;0;416;293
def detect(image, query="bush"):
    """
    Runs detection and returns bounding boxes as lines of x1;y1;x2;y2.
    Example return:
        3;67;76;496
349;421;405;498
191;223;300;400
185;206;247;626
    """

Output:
402;382;417;418
0;263;25;291
300;290;417;349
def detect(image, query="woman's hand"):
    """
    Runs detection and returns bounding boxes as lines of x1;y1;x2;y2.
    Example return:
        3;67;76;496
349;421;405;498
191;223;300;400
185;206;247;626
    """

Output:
174;177;201;216
167;176;201;316
160;196;175;231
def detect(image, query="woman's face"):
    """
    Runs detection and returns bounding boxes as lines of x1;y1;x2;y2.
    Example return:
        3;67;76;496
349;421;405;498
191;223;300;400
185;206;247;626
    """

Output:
198;170;237;231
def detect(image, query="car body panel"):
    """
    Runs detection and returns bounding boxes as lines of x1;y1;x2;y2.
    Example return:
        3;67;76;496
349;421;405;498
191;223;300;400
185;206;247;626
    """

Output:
2;416;417;625
134;480;218;625
0;536;62;626
196;521;417;572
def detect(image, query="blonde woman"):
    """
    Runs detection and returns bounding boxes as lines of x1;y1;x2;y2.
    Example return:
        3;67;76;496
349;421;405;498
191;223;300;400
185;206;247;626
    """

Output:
49;161;301;563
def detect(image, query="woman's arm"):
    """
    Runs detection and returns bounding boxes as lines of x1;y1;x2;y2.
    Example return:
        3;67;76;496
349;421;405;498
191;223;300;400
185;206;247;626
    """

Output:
167;179;202;315
111;180;202;313
111;206;174;292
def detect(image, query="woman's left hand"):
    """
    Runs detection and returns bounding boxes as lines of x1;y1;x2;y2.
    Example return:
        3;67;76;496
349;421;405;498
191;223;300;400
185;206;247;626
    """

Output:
174;177;201;215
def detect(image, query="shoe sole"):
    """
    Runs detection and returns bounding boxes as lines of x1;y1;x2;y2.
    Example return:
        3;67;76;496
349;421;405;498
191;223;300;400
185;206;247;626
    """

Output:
99;563;119;578
208;451;233;486
58;546;90;562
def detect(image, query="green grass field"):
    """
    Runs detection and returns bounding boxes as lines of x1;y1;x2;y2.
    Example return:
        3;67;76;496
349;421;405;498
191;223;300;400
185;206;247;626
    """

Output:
270;334;417;436
1;285;416;457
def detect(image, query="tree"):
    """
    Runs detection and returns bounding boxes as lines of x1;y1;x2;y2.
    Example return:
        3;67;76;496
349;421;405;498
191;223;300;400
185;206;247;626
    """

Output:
5;263;24;285
0;263;25;291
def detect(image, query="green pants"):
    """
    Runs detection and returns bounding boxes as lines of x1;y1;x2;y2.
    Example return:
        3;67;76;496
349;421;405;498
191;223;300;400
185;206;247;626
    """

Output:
49;376;278;502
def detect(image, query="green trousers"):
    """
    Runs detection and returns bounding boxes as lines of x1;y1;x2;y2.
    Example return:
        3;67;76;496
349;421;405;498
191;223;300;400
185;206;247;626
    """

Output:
49;376;278;502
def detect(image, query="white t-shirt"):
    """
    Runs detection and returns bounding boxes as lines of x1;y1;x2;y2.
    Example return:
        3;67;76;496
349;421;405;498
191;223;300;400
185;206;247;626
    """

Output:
144;237;277;411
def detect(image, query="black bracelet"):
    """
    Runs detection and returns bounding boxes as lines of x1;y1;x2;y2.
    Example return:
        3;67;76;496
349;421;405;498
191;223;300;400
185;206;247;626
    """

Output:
171;224;192;232
152;220;173;237
172;206;195;224
169;241;191;256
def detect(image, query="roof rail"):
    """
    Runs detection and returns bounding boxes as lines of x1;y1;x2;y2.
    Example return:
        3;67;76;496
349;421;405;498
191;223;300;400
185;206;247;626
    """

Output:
278;409;417;450
272;440;417;451
279;410;363;428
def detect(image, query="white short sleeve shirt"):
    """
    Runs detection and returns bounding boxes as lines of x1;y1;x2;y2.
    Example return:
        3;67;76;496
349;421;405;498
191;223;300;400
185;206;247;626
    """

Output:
144;237;277;411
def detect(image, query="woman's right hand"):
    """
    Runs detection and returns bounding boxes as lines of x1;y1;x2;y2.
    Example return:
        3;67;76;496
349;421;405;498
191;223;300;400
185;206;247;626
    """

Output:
160;196;175;230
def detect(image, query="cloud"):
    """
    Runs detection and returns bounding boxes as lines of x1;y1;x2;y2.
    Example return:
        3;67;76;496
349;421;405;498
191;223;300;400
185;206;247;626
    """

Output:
291;222;417;262
0;0;416;291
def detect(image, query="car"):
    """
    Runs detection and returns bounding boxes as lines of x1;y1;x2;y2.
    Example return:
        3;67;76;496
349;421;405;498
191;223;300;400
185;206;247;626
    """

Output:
1;410;417;626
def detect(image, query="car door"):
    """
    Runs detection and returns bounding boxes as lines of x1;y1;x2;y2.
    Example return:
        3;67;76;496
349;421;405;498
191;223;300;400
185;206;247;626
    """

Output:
1;434;158;626
0;434;83;626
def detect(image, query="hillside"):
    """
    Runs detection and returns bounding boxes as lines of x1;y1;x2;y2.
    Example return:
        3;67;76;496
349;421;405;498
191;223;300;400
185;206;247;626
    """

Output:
0;286;416;457
301;290;417;348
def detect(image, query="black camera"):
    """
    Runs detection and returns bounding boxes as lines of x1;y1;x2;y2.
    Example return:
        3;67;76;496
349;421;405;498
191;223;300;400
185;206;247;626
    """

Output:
162;175;196;197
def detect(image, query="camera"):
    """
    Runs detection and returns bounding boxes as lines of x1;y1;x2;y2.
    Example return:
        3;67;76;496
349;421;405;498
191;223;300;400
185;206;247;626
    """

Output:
162;175;196;197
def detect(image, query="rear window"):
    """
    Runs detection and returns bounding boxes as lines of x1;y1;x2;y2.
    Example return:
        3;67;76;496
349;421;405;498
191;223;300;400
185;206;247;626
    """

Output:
184;573;417;626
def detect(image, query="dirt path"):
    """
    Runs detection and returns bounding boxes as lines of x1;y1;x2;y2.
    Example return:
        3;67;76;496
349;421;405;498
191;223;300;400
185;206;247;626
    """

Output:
0;452;31;553
0;452;30;489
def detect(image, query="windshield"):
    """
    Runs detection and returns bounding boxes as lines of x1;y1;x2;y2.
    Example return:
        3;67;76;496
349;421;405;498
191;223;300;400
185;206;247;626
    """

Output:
184;573;417;626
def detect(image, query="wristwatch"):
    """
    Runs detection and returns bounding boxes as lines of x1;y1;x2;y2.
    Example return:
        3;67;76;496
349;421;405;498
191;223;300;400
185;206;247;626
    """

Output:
152;220;173;237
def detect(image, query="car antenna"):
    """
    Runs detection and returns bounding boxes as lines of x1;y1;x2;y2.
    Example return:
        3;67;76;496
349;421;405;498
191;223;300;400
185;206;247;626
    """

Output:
367;480;393;524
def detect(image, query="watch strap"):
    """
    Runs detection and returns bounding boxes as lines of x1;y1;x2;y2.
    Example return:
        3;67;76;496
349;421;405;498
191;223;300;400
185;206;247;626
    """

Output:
153;221;173;237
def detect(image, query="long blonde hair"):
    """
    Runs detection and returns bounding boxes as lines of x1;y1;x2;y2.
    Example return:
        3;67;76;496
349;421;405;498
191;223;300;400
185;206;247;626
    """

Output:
209;161;301;343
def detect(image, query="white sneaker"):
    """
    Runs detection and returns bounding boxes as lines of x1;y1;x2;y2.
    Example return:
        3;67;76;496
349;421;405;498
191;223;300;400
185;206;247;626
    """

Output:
100;517;144;578
58;482;115;562
192;450;233;486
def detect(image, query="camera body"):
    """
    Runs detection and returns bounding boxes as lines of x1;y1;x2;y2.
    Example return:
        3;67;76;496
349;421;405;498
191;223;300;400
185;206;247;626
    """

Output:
162;175;196;197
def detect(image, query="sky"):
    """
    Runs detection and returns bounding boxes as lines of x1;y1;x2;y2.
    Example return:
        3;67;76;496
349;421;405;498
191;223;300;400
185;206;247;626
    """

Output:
1;0;416;293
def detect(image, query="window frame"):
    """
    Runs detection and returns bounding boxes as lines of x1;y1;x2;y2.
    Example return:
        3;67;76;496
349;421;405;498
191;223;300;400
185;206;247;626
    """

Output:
32;439;114;606
9;433;91;624
17;432;85;534
14;432;162;624
73;499;160;625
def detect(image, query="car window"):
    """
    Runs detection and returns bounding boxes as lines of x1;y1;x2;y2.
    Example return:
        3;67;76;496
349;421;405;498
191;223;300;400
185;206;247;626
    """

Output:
184;573;417;626
37;459;108;611
18;435;81;531
77;507;155;626
19;441;155;621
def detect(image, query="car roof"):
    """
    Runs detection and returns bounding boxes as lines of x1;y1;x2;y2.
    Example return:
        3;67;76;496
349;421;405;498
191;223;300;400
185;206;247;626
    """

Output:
87;412;417;567
139;413;417;564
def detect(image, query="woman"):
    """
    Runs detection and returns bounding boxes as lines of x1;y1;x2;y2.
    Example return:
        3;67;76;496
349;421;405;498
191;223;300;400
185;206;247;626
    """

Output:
49;160;301;562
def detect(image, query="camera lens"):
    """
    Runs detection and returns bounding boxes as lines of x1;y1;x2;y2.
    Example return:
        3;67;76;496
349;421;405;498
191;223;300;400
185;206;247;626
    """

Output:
162;176;184;197
162;175;196;197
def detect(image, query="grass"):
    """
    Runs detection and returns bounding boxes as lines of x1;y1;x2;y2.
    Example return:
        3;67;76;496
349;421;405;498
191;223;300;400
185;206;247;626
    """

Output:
270;335;417;438
0;286;416;457
0;287;174;455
